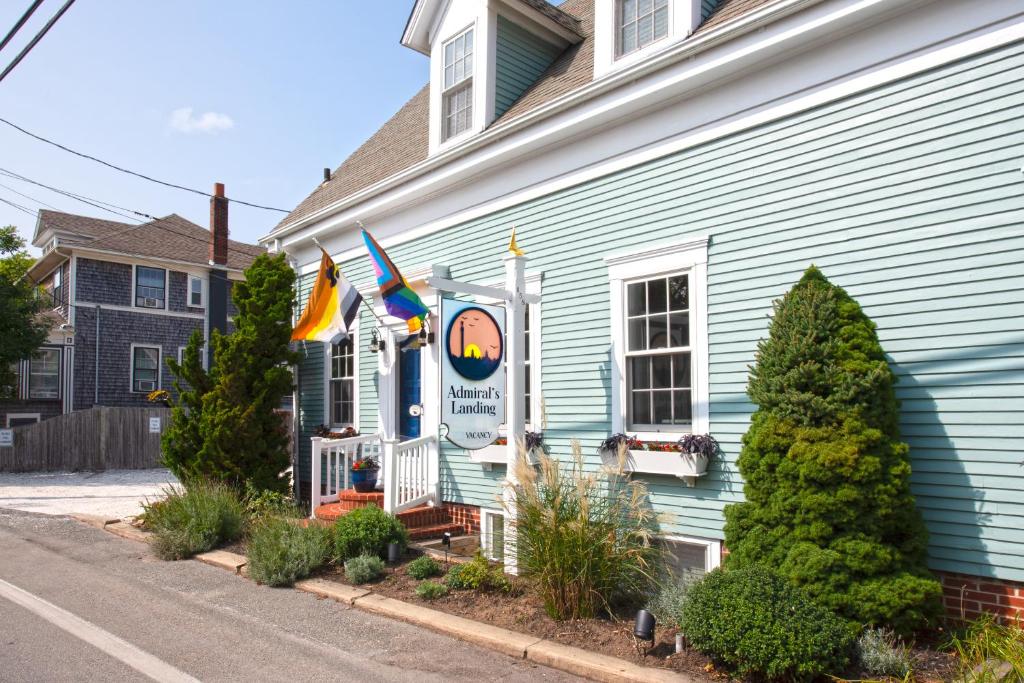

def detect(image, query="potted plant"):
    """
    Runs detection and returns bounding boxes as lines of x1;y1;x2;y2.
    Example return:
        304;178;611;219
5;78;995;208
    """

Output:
469;431;545;466
350;455;380;492
314;424;359;440
599;432;718;485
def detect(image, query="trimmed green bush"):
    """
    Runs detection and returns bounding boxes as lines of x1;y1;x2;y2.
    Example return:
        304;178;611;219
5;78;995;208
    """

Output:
444;553;511;592
856;628;912;679
406;555;442;580
344;554;385;584
723;266;942;634
144;482;244;560
680;567;856;682
506;442;661;619
246;518;331;587
331;504;409;563
415;581;448;600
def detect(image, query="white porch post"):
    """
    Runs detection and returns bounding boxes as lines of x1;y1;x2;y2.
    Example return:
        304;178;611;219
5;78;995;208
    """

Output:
310;436;322;519
382;438;397;513
503;253;527;574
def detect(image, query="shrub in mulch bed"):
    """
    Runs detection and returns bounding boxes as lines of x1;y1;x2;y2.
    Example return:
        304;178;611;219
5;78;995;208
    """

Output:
142;481;244;560
246;517;331;587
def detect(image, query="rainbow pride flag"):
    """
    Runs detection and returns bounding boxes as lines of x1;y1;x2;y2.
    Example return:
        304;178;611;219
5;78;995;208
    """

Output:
361;228;429;333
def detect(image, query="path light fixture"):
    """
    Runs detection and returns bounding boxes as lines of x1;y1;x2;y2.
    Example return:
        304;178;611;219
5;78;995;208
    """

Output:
370;329;385;353
387;542;401;564
441;531;451;564
633;609;655;656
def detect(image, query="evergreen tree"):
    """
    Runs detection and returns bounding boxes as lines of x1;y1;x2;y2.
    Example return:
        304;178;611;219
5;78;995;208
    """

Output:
163;254;299;494
0;226;47;398
723;266;941;635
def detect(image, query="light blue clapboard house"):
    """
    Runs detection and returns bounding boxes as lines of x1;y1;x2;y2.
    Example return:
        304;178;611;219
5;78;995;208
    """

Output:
261;0;1024;616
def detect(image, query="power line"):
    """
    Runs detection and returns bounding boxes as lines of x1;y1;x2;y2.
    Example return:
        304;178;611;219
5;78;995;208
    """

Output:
0;179;60;210
0;167;152;221
0;117;290;213
0;0;45;54
0;193;36;217
0;0;76;84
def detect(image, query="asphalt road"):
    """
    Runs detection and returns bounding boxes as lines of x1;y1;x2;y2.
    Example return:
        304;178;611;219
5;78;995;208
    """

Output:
0;509;580;682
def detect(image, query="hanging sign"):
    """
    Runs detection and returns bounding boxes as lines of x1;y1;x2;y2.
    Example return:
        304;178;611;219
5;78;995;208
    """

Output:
440;299;505;450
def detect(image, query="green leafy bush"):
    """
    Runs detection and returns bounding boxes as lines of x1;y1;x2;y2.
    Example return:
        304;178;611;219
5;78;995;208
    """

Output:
243;483;301;524
143;482;244;560
344;554;385;584
331;504;409;562
506;442;661;619
246;518;330;587
947;614;1024;682
648;568;702;629
407;555;442;580
415;581;448;600
680;566;856;682
444;553;511;592
723;266;942;634
856;628;912;679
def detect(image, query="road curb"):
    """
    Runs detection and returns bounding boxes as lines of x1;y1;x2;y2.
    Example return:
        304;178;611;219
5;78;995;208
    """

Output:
86;519;694;682
69;513;122;529
195;550;247;574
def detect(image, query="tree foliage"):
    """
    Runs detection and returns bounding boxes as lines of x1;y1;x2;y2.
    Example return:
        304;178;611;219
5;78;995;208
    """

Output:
162;253;299;494
0;226;47;398
723;266;941;635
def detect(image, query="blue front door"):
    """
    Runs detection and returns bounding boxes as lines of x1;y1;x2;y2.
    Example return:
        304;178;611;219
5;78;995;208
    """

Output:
398;338;421;440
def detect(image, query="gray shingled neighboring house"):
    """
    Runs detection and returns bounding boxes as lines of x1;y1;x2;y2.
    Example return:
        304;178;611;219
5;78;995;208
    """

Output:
1;185;265;428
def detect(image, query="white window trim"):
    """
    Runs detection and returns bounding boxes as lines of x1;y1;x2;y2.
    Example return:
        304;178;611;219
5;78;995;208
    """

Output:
605;235;709;441
6;413;41;428
326;334;359;429
594;0;702;79
439;24;477;146
187;274;205;308
178;344;208;369
659;533;722;572
130;343;162;393
480;508;506;562
28;348;62;400
131;265;169;311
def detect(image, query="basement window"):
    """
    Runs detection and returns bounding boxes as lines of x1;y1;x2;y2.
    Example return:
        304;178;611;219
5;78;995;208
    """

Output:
658;535;721;579
480;508;505;562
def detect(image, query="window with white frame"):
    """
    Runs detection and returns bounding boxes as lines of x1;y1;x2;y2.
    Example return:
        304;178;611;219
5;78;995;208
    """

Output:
135;266;166;309
441;28;474;141
51;267;63;308
480;509;505;562
606;236;708;439
625;273;691;430
188;275;203;308
131;346;160;392
28;348;60;399
617;0;669;57
330;337;356;426
658;535;721;577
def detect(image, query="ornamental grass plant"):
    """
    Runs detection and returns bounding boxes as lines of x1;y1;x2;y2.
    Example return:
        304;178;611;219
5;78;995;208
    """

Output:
246;517;331;587
143;481;244;560
505;442;662;620
947;614;1024;682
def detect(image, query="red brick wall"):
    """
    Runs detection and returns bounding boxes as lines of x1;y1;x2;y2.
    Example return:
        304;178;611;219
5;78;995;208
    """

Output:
444;502;481;535
937;570;1024;624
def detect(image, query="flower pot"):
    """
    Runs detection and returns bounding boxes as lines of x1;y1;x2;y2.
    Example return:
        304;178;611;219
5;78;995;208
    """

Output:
351;469;378;493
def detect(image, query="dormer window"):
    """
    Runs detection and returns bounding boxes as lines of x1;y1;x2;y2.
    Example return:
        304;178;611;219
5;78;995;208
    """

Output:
617;0;669;56
442;28;474;141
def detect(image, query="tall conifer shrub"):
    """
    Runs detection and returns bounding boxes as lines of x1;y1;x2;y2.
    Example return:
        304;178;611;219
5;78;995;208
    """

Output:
163;254;299;494
723;266;941;635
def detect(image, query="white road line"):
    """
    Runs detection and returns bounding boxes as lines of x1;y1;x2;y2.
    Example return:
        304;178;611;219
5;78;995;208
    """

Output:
0;578;199;683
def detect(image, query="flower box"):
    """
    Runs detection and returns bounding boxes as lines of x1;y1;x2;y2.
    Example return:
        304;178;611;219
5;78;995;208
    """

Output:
599;447;709;486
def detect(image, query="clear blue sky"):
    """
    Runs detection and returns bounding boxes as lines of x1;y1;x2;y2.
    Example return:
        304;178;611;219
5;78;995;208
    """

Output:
0;1;428;255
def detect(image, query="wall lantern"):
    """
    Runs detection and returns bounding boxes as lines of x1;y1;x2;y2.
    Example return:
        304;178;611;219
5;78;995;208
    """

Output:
370;329;385;353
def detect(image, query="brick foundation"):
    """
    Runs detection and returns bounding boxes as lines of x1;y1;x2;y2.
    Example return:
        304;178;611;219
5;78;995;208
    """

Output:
443;502;482;535
937;570;1024;624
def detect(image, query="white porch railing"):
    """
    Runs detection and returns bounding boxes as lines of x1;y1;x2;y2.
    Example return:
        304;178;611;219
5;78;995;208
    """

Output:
310;434;382;515
383;435;438;514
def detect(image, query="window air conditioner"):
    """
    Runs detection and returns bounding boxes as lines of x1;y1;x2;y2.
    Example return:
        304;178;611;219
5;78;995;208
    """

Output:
137;380;156;392
142;297;160;308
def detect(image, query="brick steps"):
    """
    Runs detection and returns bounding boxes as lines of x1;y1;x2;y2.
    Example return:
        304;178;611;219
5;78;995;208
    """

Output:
313;489;464;541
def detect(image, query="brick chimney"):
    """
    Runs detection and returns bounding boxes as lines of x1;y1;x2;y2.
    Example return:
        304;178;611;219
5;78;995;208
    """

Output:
209;182;228;266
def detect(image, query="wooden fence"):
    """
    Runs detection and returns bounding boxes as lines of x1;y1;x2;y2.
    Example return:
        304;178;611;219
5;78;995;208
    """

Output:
0;407;170;472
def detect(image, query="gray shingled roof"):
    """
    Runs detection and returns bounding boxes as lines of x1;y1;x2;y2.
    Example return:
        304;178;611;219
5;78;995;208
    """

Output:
276;0;779;231
38;210;264;271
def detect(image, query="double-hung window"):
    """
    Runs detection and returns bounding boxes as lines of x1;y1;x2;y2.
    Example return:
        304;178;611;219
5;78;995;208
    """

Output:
28;348;60;399
51;267;63;308
606;236;709;438
617;0;669;56
188;275;203;308
441;28;474;141
330;338;356;426
135;266;166;309
132;346;160;393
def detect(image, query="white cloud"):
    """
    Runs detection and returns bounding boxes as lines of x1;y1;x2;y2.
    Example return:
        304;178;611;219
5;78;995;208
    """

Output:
169;107;234;134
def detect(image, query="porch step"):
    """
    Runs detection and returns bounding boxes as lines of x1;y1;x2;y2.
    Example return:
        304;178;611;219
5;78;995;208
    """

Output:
313;489;465;542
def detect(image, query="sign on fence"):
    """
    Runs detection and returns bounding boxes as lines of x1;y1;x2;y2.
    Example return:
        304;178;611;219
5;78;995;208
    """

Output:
148;417;161;434
0;429;12;447
440;299;506;450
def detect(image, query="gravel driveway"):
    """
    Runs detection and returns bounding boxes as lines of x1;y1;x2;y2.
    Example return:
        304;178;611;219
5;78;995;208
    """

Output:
0;469;178;519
